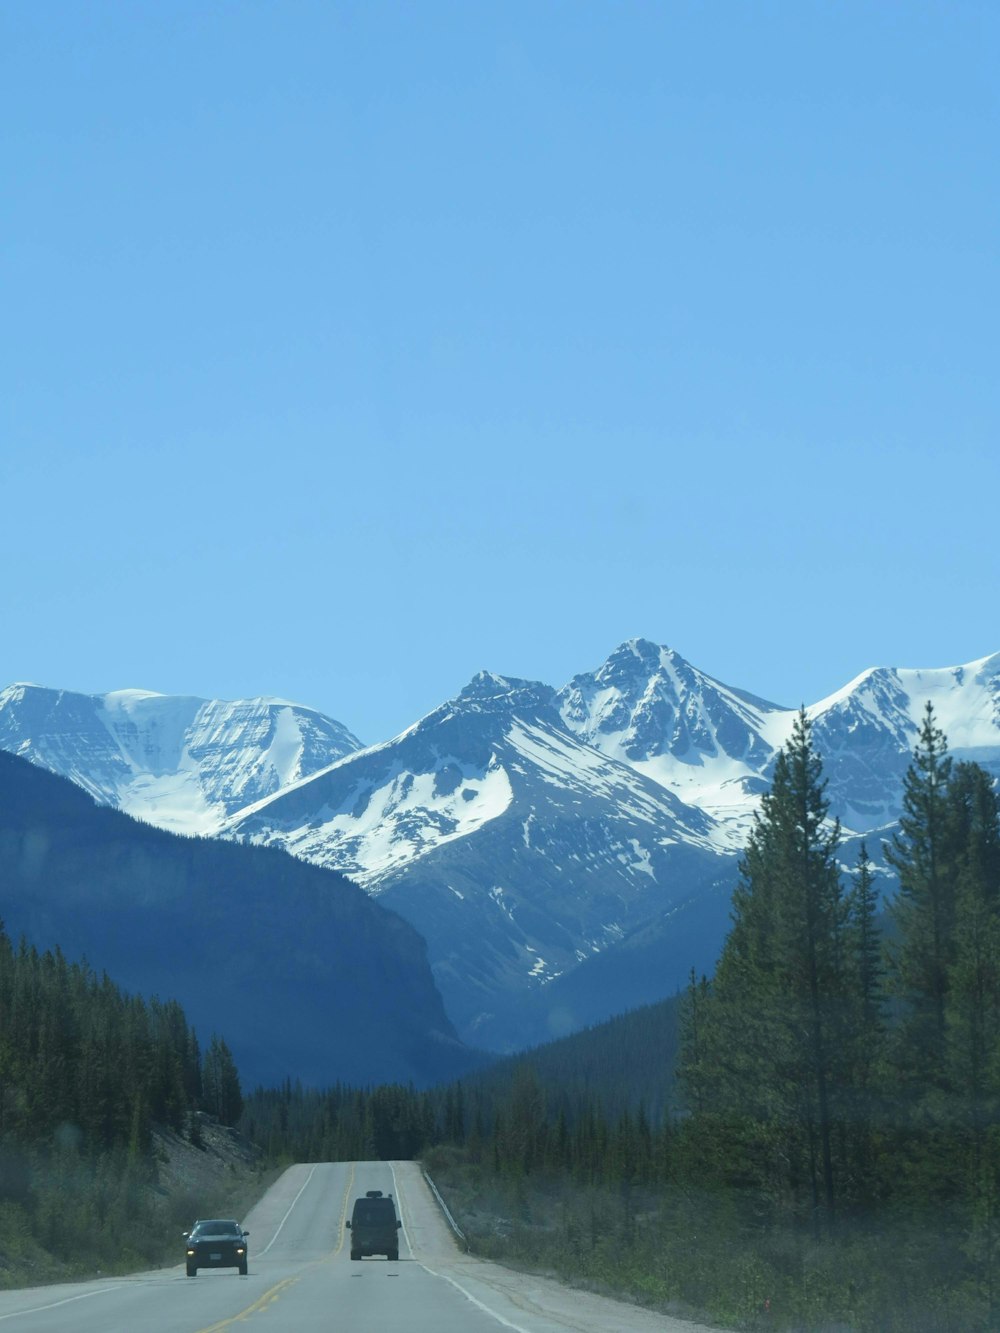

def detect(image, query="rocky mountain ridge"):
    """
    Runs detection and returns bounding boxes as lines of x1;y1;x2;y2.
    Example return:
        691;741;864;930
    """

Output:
0;683;361;833
3;643;998;1049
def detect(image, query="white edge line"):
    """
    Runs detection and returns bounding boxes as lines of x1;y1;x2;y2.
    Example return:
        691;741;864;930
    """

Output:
389;1161;415;1254
390;1162;533;1333
258;1164;319;1255
0;1287;122;1322
413;1263;536;1333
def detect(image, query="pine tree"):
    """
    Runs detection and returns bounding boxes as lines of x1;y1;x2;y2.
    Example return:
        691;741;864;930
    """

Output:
946;762;1000;1117
842;842;886;1202
885;701;955;1093
202;1035;243;1125
680;709;849;1227
678;968;711;1116
944;762;1000;1312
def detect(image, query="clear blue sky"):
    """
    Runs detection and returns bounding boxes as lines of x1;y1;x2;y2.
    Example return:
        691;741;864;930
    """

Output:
3;2;997;743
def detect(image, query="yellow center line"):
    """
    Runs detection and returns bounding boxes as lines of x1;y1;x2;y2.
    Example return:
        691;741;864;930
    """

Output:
195;1275;301;1332
194;1162;356;1332
332;1161;355;1258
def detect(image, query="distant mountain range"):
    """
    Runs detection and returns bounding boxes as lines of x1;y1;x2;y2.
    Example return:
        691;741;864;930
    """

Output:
3;642;998;1051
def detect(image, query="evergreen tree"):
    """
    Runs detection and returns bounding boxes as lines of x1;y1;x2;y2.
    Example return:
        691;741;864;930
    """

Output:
680;709;849;1227
885;701;955;1091
202;1035;243;1125
842;842;886;1202
944;762;1000;1312
945;761;1000;1120
678;968;711;1116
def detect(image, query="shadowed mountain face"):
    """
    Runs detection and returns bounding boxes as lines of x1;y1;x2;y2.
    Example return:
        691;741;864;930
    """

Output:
0;751;473;1088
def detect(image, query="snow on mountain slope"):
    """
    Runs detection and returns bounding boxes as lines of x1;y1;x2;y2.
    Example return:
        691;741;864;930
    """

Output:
556;639;788;845
0;683;362;832
224;670;724;1041
225;670;719;883
224;735;516;885
555;641;1000;840
805;652;1000;830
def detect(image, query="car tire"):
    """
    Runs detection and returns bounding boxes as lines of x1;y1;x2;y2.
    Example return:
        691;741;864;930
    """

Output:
238;1261;248;1276
186;1264;197;1277
351;1249;361;1261
389;1249;399;1262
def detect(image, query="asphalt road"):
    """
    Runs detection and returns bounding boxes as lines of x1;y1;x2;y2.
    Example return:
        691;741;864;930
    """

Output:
0;1161;718;1332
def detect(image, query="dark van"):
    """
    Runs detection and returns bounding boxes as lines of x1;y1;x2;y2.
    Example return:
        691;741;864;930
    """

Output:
346;1190;401;1261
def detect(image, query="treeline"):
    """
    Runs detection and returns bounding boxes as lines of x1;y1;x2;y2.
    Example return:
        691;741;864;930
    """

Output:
456;998;681;1126
241;1081;431;1163
241;1063;669;1186
0;925;244;1279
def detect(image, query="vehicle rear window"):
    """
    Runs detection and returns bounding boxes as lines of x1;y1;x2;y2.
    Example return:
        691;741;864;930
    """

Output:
194;1221;241;1237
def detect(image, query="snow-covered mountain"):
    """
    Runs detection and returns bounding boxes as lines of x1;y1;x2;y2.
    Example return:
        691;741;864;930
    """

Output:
3;644;998;1050
559;640;1000;840
0;683;362;833
556;639;790;846
223;670;724;1044
807;656;1000;830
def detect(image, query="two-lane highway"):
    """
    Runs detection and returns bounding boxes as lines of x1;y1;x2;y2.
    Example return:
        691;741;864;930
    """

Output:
0;1162;716;1332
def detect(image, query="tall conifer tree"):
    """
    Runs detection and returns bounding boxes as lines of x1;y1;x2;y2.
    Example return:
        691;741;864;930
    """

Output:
886;702;955;1092
842;842;885;1200
681;709;848;1226
945;761;1000;1307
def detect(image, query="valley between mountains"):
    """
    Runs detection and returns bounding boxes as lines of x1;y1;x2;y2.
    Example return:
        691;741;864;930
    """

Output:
3;639;999;1057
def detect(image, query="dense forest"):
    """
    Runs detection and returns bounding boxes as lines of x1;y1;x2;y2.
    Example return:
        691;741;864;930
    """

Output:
0;930;245;1280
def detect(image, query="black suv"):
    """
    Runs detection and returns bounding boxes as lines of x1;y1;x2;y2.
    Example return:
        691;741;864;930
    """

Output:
184;1219;249;1276
346;1190;401;1261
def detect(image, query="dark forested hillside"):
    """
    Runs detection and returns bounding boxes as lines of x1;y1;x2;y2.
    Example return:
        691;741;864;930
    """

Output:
0;751;473;1088
0;921;258;1281
0;926;203;1158
456;997;682;1126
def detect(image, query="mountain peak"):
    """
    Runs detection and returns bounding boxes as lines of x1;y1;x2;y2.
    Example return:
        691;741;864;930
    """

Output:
461;669;516;695
456;671;556;712
610;637;679;670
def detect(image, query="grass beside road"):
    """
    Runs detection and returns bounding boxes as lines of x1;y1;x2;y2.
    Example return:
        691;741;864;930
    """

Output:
0;1117;276;1291
424;1145;987;1333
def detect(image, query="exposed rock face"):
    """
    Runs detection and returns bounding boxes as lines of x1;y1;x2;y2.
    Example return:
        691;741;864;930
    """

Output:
558;642;1000;838
557;638;782;769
